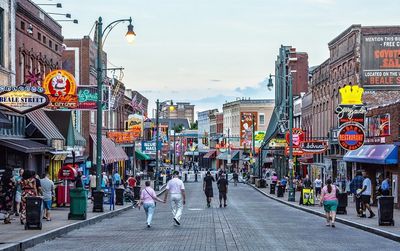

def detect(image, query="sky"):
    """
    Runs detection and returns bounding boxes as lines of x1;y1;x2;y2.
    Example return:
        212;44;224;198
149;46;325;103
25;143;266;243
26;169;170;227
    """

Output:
35;0;400;117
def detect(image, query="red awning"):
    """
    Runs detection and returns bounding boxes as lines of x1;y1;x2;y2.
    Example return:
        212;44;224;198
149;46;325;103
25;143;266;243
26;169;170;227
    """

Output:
203;149;217;159
58;164;78;180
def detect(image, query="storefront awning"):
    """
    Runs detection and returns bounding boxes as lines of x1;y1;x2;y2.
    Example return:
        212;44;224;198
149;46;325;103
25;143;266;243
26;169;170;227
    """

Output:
91;134;129;165
343;144;398;165
135;149;151;160
0;111;12;129
0;139;52;153
216;150;240;160
26;110;65;143
74;129;86;147
203;149;217;159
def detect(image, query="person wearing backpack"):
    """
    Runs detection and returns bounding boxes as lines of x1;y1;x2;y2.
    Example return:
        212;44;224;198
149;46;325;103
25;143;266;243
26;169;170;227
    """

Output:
319;179;338;228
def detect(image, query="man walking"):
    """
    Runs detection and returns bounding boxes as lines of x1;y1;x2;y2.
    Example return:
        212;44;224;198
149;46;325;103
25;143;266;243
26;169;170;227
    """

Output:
40;173;54;221
357;171;375;218
314;175;322;201
217;173;228;207
350;170;364;217
203;171;215;208
164;171;186;225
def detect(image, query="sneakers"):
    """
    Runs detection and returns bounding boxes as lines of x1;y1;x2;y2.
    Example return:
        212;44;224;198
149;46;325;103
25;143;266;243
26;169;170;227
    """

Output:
147;224;151;228
173;218;180;225
368;212;375;218
224;204;227;207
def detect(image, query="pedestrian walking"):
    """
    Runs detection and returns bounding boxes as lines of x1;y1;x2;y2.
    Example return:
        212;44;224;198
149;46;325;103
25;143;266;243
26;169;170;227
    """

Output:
164;171;186;226
232;171;239;186
40;173;54;221
20;170;38;225
357;171;375;218
217;173;228;207
350;170;364;217
14;168;24;216
89;171;97;199
271;173;278;185
140;181;165;228
0;168;16;224
113;170;121;187
319;179;338;227
314;175;322;200
203;171;215;208
126;175;137;189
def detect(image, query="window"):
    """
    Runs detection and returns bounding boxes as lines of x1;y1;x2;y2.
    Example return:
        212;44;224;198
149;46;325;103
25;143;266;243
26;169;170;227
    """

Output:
43;36;46;44
49;40;52;48
259;114;265;125
55;44;58;51
90;111;95;124
0;8;3;66
20;21;25;30
37;32;41;41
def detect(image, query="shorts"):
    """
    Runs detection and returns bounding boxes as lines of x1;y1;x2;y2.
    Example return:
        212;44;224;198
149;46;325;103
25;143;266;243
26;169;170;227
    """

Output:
15;191;22;203
43;200;52;210
315;187;321;195
361;195;371;204
323;200;338;212
219;191;227;201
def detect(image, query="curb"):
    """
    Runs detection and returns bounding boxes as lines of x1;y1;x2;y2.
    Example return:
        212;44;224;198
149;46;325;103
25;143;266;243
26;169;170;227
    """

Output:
250;184;400;243
1;187;166;251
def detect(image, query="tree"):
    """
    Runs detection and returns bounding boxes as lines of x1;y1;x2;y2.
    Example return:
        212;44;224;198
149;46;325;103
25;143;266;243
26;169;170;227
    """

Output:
173;124;184;133
190;120;198;130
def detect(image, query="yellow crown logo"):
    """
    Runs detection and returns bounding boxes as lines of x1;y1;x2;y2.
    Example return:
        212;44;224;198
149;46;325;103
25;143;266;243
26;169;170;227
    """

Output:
339;85;364;105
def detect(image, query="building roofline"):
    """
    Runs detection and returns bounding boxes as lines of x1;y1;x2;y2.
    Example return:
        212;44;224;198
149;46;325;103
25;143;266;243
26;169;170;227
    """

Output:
328;24;361;46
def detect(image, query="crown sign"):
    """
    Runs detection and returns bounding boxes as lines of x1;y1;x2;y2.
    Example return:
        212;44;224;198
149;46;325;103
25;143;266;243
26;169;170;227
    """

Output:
339;85;364;105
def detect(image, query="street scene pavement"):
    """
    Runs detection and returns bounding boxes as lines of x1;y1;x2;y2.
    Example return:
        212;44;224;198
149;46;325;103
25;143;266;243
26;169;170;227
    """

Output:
28;182;399;251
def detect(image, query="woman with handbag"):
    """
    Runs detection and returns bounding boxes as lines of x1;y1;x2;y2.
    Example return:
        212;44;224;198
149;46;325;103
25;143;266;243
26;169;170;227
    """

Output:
319;178;338;228
140;181;165;228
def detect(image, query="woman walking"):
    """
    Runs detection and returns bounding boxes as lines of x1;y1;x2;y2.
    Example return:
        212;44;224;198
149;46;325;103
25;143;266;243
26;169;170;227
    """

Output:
140;181;164;228
0;168;16;224
319;179;338;227
203;171;215;208
20;170;38;225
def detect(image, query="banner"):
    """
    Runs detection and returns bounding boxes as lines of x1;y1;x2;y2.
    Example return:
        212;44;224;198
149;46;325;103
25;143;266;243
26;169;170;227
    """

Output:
240;112;258;146
42;70;78;109
361;34;400;89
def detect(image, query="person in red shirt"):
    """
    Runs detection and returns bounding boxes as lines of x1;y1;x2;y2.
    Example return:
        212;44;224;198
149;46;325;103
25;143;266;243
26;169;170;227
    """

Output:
127;175;137;188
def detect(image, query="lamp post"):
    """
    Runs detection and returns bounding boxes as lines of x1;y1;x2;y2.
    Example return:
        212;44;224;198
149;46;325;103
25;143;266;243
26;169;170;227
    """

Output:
173;128;176;171
252;113;256;175
268;73;295;202
94;17;136;210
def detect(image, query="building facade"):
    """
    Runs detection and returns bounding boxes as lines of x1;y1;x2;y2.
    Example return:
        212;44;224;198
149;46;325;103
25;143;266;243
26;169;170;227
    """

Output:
160;102;195;125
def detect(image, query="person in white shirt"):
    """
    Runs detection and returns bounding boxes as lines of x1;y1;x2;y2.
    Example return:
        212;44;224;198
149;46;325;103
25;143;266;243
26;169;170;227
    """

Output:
164;171;186;225
357;171;375;218
314;175;322;200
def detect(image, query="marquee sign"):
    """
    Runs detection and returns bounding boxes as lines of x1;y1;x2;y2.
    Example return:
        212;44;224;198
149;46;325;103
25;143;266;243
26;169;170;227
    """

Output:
107;131;136;144
285;128;304;146
336;105;367;126
43;70;78;109
0;85;49;114
338;123;365;151
300;140;328;154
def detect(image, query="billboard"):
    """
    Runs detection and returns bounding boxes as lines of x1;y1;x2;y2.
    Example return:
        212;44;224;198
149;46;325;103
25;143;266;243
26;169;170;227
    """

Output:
361;34;400;89
240;112;258;146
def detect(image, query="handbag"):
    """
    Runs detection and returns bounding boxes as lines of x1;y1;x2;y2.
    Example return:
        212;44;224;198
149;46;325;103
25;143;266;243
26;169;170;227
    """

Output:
144;188;157;207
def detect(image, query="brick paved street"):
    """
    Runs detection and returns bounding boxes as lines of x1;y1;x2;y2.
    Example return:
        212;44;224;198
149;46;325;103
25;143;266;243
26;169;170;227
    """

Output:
28;182;399;251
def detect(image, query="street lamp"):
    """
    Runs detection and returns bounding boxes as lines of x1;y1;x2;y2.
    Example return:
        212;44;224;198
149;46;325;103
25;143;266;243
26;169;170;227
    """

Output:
56;19;79;24
37;3;62;8
94;16;136;211
48;12;72;18
268;73;295;202
154;100;175;190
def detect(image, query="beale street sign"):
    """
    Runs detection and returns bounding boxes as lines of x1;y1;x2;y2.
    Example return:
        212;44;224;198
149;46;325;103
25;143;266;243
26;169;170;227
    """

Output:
300;140;328;154
0;85;49;114
338;123;365;151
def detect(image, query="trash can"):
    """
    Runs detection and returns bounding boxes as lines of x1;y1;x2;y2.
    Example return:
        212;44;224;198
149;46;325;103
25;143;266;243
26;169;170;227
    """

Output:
270;183;276;194
115;188;124;206
378;196;395;226
259;179;266;188
277;185;285;197
92;190;104;213
68;188;88;220
133;186;141;200
337;193;348;214
302;188;314;205
25;196;43;230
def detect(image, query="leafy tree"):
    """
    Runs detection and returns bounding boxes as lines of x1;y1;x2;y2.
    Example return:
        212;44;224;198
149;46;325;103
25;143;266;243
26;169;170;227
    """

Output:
190;120;198;130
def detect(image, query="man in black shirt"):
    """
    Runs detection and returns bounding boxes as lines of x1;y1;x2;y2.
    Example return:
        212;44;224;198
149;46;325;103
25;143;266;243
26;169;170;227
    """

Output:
203;171;215;208
217;173;229;208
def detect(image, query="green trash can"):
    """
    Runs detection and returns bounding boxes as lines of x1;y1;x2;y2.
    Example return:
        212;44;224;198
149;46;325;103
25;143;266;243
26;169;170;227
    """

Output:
68;188;88;220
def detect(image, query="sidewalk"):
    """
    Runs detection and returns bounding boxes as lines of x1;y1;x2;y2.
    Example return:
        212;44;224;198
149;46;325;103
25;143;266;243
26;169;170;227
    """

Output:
0;181;166;251
252;184;400;242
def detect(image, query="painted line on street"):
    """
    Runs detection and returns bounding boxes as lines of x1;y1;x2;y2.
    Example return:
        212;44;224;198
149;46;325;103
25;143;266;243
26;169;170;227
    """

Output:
250;184;400;243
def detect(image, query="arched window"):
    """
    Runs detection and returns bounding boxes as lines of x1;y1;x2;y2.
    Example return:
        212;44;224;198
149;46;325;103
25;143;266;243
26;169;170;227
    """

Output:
20;53;25;83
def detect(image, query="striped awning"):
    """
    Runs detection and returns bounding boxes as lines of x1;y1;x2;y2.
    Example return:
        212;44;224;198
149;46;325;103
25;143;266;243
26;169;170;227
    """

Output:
26;110;65;143
90;134;128;165
203;149;217;159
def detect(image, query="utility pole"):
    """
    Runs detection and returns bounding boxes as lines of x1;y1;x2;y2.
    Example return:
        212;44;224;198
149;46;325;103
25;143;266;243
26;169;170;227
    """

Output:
154;99;160;191
288;75;295;202
173;125;176;171
252;113;256;176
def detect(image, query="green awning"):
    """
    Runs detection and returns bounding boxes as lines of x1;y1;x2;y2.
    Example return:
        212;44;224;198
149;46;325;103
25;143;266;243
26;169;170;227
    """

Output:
135;149;151;160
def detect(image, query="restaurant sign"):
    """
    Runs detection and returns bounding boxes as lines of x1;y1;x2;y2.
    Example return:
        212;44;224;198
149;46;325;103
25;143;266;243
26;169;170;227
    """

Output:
107;131;136;144
300;140;328;154
142;141;157;155
268;138;287;148
285;146;303;156
285;128;304;146
0;85;49;114
338;123;365;151
43;70;78;109
335;105;367;127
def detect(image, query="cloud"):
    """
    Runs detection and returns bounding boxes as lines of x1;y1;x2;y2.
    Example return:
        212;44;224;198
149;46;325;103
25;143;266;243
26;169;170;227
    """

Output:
303;0;336;5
